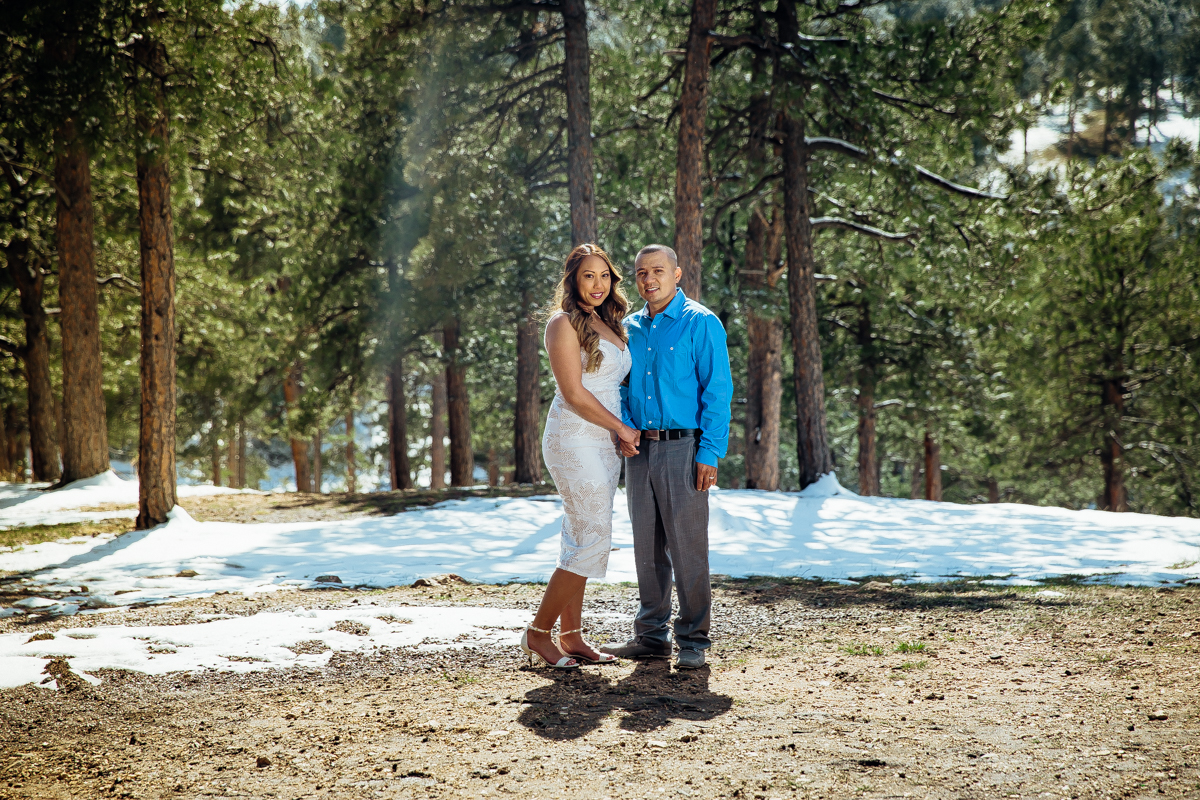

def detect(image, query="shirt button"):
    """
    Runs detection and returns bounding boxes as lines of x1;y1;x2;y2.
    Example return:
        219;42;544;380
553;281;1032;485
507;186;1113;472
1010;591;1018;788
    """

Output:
647;347;652;351
647;396;652;399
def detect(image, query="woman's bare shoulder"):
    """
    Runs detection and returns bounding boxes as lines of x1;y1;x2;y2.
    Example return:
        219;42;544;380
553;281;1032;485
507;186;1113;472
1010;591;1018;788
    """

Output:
545;312;576;340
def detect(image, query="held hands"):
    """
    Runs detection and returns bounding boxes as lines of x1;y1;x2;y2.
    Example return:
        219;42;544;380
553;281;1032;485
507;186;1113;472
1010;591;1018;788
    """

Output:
616;425;640;457
696;462;718;492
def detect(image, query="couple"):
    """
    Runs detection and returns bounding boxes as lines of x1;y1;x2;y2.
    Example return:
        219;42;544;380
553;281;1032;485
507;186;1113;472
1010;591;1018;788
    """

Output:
519;242;733;671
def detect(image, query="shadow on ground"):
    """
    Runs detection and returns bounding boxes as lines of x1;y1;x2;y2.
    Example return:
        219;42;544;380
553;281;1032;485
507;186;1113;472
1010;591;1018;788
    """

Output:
517;659;732;740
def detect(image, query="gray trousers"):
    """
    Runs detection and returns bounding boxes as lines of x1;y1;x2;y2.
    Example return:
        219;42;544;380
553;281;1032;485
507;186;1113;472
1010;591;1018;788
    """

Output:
625;436;711;651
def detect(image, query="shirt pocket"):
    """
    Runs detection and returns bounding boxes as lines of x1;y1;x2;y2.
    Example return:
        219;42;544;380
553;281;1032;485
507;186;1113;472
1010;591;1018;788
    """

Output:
661;324;695;383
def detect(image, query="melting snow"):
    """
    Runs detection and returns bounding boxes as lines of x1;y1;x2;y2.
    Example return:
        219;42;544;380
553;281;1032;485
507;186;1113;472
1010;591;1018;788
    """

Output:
1;470;1197;688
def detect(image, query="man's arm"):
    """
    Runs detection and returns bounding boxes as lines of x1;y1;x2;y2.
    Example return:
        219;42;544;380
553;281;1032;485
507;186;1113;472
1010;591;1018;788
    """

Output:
694;313;734;469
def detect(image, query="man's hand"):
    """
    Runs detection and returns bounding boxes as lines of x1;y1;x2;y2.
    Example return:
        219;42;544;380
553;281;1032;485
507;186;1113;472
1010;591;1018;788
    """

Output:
696;462;717;492
619;439;639;457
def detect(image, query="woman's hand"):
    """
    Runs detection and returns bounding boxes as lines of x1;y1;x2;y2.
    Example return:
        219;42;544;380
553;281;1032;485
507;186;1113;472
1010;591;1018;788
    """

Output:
616;424;640;457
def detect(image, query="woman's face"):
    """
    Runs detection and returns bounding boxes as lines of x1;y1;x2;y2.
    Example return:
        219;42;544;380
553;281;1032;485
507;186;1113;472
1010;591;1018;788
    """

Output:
575;255;612;311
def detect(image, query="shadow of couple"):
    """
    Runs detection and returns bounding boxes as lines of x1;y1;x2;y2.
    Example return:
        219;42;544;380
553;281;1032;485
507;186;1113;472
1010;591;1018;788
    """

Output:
515;659;733;740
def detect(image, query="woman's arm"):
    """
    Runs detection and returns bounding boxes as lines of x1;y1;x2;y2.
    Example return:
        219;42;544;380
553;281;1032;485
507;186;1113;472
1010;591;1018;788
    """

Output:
547;314;639;443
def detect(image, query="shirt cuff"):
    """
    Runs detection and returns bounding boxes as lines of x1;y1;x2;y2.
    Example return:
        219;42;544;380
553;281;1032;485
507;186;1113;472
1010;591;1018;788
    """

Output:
696;448;719;468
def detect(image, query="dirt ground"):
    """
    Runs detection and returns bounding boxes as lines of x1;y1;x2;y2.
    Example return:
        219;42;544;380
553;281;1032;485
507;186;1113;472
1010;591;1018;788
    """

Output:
2;494;1199;800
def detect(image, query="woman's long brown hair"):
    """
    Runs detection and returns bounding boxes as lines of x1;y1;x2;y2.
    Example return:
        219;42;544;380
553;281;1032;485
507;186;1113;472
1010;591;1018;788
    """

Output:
550;244;629;373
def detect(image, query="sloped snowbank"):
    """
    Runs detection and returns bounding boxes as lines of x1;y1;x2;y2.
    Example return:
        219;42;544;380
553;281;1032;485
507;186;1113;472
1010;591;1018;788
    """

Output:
0;472;262;529
1;471;1195;612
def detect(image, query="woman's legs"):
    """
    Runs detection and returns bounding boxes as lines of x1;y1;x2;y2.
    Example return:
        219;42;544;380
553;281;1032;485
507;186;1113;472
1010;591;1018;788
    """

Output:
557;580;603;660
526;568;587;663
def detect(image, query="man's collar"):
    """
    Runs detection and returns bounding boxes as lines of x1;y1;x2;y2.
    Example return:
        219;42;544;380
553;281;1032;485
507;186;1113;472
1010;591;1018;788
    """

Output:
641;289;686;320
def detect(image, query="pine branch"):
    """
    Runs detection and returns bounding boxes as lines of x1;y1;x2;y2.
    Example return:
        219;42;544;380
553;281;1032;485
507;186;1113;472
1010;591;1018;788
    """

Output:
909;163;1006;201
0;335;25;359
97;273;140;290
811;216;914;241
805;137;1007;201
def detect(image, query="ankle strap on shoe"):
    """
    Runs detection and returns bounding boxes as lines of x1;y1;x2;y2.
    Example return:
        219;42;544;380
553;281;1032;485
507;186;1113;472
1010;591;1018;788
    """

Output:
527;624;553;634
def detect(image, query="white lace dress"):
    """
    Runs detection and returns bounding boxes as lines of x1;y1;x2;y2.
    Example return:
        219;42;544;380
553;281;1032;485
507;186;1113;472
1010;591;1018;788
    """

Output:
541;336;632;578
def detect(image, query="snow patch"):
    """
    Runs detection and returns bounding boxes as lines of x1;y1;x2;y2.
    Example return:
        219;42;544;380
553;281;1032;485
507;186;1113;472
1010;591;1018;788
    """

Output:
0;605;533;689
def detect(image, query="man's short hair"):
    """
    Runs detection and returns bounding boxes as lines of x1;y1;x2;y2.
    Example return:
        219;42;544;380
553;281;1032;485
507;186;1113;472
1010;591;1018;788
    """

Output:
634;244;678;270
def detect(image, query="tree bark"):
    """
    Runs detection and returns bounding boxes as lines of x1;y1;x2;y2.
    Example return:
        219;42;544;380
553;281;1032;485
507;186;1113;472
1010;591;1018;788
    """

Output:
742;208;782;491
856;301;880;496
514;291;542;483
487;446;500;487
1100;378;1127;511
237;422;246;488
444;317;474;486
909;456;923;500
55;114;109;484
227;424;240;489
5;406;24;481
782;111;833;489
211;434;221;487
673;0;718;300
430;355;448;490
388;355;413;490
134;32;176;527
923;426;942;502
6;240;61;482
987;478;1000;504
283;362;312;492
345;410;356;494
0;405;9;480
313;429;322;493
562;0;597;247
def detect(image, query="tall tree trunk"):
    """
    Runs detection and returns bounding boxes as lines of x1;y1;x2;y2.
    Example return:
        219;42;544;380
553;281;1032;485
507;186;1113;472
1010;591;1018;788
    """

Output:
673;0;718;300
987;478;1000;504
430;354;448;490
514;290;541;483
237;422;246;488
388;355;413;490
923;425;942;502
55;114;109;484
211;434;221;487
742;208;783;491
345;410;356;494
487;446;500;487
909;455;923;500
782;111;833;488
283;362;312;492
562;0;597;247
1100;379;1128;511
312;429;322;493
444;318;473;487
0;405;9;480
856;301;880;496
5;406;24;481
6;240;61;481
227;425;240;489
134;32;176;527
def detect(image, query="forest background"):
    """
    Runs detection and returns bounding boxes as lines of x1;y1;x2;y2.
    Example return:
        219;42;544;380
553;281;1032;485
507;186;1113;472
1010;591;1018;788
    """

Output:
1;0;1199;526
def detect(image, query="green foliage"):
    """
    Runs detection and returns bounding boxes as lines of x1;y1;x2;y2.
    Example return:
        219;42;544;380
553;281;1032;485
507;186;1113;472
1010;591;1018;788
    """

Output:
0;0;1195;508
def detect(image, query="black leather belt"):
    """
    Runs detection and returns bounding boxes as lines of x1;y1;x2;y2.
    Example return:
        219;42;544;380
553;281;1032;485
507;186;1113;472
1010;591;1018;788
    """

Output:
640;428;699;442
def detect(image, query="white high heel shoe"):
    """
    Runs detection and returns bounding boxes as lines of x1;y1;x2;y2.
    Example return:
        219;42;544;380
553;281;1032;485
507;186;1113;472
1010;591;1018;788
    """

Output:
521;625;579;670
558;628;619;664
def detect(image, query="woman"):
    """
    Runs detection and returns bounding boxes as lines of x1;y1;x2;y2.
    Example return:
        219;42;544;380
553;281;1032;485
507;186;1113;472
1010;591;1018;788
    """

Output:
521;244;640;669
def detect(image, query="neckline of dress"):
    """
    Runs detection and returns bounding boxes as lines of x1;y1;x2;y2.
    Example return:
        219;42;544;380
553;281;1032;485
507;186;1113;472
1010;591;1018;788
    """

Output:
595;337;628;354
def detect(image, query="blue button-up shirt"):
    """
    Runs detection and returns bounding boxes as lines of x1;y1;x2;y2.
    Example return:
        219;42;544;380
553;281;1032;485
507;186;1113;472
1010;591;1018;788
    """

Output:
620;289;733;467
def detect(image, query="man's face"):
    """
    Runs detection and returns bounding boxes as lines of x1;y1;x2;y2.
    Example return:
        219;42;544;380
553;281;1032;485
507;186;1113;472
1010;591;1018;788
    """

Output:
634;252;682;306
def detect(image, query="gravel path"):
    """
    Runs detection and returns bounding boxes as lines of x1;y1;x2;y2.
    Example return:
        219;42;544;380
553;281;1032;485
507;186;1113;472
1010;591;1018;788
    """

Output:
3;578;1199;799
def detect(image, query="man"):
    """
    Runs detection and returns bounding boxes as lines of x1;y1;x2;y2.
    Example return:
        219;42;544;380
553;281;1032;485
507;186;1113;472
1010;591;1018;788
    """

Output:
600;244;733;669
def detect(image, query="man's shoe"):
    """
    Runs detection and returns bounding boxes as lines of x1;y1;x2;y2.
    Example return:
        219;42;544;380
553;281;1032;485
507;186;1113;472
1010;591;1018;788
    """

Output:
598;639;671;659
675;648;705;669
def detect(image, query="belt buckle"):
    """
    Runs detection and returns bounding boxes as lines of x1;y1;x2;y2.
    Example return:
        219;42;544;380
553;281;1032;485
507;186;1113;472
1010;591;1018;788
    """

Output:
643;430;661;441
